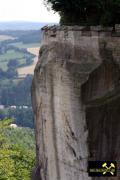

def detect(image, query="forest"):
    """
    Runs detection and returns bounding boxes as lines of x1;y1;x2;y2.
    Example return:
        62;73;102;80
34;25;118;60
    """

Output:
0;119;35;180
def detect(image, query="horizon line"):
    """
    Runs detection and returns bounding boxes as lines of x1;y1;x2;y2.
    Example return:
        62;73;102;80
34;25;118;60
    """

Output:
0;20;59;23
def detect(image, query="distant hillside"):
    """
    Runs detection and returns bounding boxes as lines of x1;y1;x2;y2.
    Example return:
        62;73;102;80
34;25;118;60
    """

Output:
0;21;57;30
0;30;40;128
0;30;42;44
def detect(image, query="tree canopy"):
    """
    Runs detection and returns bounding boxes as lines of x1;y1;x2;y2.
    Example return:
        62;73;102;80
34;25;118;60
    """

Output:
0;118;35;179
44;0;120;26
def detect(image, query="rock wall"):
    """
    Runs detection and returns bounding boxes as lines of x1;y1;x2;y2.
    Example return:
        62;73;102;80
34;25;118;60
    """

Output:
31;26;120;180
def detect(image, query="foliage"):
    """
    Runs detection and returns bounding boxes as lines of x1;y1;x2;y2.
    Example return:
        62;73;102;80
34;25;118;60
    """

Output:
0;75;34;128
0;67;18;79
7;59;19;68
0;75;33;106
0;108;34;128
0;119;35;180
8;108;34;128
44;0;120;27
6;67;18;79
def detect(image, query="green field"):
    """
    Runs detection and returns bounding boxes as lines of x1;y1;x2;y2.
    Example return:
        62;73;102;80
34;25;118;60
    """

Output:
10;42;40;49
0;31;40;72
0;35;15;42
0;50;26;70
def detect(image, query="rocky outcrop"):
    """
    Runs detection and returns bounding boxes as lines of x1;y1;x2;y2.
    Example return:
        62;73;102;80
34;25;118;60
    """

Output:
31;26;120;180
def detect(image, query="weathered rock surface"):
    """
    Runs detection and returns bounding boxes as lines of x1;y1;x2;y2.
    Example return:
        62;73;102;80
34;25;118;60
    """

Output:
31;26;120;180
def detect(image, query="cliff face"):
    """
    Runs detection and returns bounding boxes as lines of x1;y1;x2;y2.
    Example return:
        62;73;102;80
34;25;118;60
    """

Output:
31;26;120;180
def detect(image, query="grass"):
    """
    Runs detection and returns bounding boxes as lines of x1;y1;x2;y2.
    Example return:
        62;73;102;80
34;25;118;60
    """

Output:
0;50;25;71
10;42;40;49
0;50;25;61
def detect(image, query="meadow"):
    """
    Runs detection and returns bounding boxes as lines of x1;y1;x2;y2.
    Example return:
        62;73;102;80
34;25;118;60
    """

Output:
0;49;25;70
0;35;15;42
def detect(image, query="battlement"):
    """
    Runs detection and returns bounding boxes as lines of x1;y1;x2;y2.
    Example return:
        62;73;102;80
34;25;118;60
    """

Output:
42;25;120;33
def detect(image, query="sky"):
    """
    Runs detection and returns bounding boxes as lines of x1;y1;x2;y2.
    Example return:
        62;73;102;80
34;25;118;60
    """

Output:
0;0;60;22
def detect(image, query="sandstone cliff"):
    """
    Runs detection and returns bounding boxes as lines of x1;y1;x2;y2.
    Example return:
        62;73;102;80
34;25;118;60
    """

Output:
31;26;120;180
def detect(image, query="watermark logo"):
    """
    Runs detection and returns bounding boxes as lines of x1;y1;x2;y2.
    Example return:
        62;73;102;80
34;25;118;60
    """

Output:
88;161;117;177
102;162;115;175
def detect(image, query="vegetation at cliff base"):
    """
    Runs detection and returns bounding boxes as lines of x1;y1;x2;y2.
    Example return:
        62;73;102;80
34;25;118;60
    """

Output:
0;119;36;180
44;0;120;27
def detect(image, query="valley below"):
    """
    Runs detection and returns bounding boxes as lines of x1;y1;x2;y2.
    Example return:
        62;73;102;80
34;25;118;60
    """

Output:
0;24;42;179
0;29;41;128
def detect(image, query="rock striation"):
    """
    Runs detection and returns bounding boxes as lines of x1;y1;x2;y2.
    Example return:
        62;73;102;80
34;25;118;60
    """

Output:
31;26;120;180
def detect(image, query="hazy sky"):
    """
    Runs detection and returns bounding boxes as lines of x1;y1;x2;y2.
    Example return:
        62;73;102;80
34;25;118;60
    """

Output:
0;0;60;22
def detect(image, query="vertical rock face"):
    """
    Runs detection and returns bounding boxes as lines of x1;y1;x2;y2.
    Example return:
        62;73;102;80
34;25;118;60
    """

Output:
31;26;120;180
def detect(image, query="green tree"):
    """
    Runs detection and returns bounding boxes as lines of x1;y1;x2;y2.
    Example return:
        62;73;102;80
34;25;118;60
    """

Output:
0;119;35;180
100;0;120;28
7;59;19;68
44;0;120;27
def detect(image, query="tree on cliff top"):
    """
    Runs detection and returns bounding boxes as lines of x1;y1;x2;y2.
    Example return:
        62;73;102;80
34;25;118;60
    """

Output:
44;0;120;27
